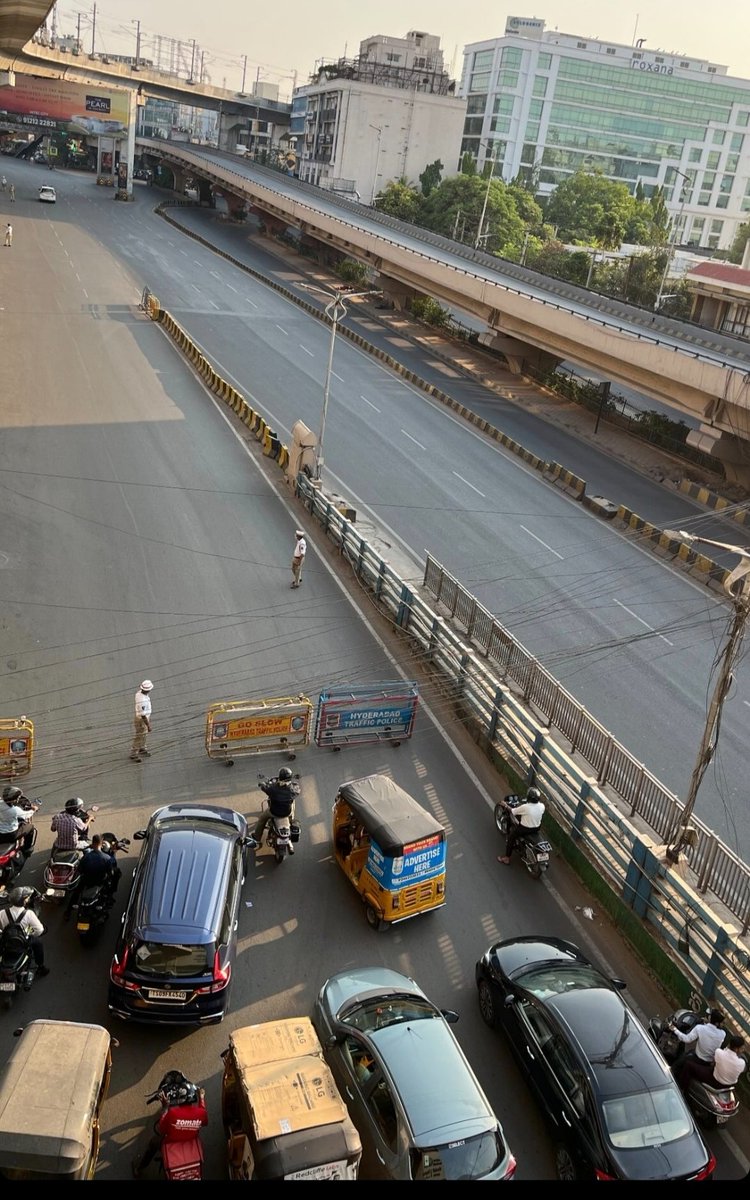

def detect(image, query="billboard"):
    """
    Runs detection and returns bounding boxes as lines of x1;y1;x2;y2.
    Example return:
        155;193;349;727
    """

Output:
0;75;129;136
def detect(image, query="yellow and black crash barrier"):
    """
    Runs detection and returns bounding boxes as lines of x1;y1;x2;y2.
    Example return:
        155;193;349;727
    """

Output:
0;716;34;778
205;695;313;766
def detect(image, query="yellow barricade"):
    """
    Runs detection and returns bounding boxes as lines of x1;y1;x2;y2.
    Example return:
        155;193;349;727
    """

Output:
0;717;34;779
205;695;313;766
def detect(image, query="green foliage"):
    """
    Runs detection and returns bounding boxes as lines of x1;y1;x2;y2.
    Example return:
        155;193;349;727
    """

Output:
728;221;750;265
526;240;591;285
336;258;367;284
419;159;444;197
419;174;525;256
460;152;477;176
375;178;422;223
545;169;636;248
409;296;449;327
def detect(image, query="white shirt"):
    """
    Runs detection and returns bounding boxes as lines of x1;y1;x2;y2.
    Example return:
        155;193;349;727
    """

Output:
0;906;44;937
514;800;545;829
673;1021;726;1061
712;1046;747;1086
293;537;307;560
0;804;26;835
135;690;152;719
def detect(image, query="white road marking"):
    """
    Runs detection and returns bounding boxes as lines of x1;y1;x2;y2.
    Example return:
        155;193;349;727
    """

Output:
209;270;221;280
744;700;750;709
246;297;258;308
82;289;88;298
520;525;564;560
275;324;288;335
209;299;219;309
613;598;673;646
452;471;485;498
300;345;314;357
331;371;345;382
401;430;426;450
191;283;201;292
180;249;189;256
360;395;380;411
226;283;238;293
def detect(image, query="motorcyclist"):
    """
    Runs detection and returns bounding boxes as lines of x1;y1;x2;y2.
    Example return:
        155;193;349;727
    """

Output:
50;797;95;851
64;833;122;920
0;886;49;976
253;768;299;854
132;1071;208;1178
0;785;38;855
497;786;545;865
671;1009;727;1087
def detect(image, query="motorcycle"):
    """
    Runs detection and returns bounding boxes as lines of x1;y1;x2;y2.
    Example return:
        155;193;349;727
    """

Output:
144;1071;206;1180
257;774;300;864
494;794;552;879
42;804;99;903
0;797;41;891
73;833;130;946
648;1008;740;1129
0;888;44;1009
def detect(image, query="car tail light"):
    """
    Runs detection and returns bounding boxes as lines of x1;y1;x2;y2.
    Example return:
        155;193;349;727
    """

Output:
196;953;231;994
110;947;138;990
594;1169;617;1180
690;1155;716;1181
502;1155;517;1180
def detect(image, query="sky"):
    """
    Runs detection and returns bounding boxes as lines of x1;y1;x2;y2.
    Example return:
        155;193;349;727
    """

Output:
51;1;749;99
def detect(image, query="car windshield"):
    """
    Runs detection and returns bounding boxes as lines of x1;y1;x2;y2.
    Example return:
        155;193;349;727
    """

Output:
603;1085;692;1148
134;940;210;976
411;1130;506;1179
341;994;437;1033
514;964;606;999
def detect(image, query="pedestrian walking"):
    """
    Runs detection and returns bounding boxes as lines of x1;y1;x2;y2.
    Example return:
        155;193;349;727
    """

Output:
291;529;307;588
130;679;154;761
3;223;12;247
8;184;14;202
1;176;6;191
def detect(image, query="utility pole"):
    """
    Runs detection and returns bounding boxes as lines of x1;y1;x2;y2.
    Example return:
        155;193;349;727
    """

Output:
90;2;96;57
662;532;750;864
240;55;248;94
655;168;690;310
132;19;141;71
474;148;497;250
76;11;82;49
189;39;197;83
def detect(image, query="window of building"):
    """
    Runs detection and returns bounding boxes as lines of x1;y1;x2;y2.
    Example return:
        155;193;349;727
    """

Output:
463;116;484;136
708;66;717;73
632;52;642;60
493;95;515;115
386;53;401;63
707;151;721;169
533;76;548;97
501;47;523;67
738;112;750;127
680;60;690;68
460;137;479;157
466;95;486;115
521;142;537;164
688;147;703;163
712;129;726;145
698;191;712;205
537;52;552;70
490;116;512;134
742;196;750;212
497;69;519;89
726;153;740;171
716;194;729;208
576;42;587;50
711;220;724;235
655;56;664;64
687;216;705;246
730;133;744;150
528;100;543;119
702;172;716;190
606;48;616;56
473;50;494;71
719;174;734;193
525;122;540;141
470;72;491;92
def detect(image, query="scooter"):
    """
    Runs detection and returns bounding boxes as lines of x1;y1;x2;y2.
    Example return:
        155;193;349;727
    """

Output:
72;834;130;946
494;794;552;879
648;1008;740;1129
42;805;99;902
144;1071;206;1180
257;775;300;864
0;888;44;1009
0;798;41;891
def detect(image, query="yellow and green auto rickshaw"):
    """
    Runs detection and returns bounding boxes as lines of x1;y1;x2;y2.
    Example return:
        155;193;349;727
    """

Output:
0;1019;114;1180
332;773;447;930
221;1018;361;1180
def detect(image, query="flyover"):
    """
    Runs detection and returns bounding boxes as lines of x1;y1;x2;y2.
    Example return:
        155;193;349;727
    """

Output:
138;137;750;486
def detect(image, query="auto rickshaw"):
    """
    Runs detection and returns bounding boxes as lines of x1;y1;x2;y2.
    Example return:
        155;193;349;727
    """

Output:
0;1019;113;1180
220;1017;361;1180
332;773;447;930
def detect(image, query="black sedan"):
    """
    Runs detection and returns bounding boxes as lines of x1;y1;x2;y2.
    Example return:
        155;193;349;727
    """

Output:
475;936;715;1181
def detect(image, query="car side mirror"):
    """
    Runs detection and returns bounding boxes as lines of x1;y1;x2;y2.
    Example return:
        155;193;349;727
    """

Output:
441;1010;459;1024
504;994;516;1007
611;978;627;991
133;830;147;840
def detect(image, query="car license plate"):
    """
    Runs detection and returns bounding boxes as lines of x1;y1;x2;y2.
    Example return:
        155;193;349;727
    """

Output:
537;853;549;862
76;922;90;932
0;982;15;992
45;888;65;899
717;1114;729;1125
148;989;187;1002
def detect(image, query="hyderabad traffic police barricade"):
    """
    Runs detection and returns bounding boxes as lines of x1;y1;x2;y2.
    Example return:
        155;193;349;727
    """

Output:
314;682;419;750
205;696;313;766
0;717;34;779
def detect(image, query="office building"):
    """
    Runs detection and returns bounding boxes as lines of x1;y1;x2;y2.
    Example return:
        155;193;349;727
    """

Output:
460;17;750;251
292;30;466;201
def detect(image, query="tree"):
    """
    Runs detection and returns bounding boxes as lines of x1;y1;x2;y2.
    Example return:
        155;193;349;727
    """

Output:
375;178;422;224
728;221;750;265
419;159;443;197
460;152;477;176
419;174;525;256
545;169;634;247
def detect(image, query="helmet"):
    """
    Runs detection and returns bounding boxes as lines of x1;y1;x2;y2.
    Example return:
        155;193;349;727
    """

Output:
526;787;541;802
100;840;112;854
8;886;33;907
140;680;154;692
159;1070;198;1106
2;785;22;804
65;797;84;813
278;767;293;782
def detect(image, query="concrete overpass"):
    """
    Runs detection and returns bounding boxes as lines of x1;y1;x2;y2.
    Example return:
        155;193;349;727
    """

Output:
138;138;750;485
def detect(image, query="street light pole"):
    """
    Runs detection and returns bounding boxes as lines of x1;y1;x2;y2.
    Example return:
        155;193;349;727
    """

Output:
369;125;382;206
474;148;497;250
132;19;141;71
240;55;248;94
299;283;381;480
655;168;690;311
662;530;750;864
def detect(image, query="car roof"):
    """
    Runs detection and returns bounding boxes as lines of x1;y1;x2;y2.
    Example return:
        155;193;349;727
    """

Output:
548;987;671;1096
371;1020;496;1143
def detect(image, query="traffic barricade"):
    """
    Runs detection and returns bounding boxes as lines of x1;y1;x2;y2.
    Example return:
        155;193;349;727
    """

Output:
205;696;313;766
314;683;419;750
0;717;34;778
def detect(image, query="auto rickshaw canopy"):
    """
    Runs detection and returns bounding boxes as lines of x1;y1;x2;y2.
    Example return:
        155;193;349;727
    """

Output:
0;1020;111;1177
337;775;445;856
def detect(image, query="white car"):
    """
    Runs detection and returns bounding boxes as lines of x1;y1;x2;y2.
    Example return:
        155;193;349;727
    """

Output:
38;186;56;203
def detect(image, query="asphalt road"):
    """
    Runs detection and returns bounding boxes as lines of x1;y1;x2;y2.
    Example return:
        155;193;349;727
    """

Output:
25;169;748;858
0;163;747;1180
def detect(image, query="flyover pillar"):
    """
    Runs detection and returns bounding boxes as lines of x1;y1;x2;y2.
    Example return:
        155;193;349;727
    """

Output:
376;273;418;313
687;427;750;489
477;330;560;376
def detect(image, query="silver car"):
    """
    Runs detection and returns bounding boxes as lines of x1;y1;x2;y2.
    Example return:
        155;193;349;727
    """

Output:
313;966;517;1180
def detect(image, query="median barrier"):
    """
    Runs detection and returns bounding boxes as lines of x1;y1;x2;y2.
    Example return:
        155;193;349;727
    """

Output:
678;478;748;526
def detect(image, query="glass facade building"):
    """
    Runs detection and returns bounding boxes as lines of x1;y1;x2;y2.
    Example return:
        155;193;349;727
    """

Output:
460;18;750;250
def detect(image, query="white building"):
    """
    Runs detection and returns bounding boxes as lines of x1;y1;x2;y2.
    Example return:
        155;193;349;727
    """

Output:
292;31;466;202
460;16;750;251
